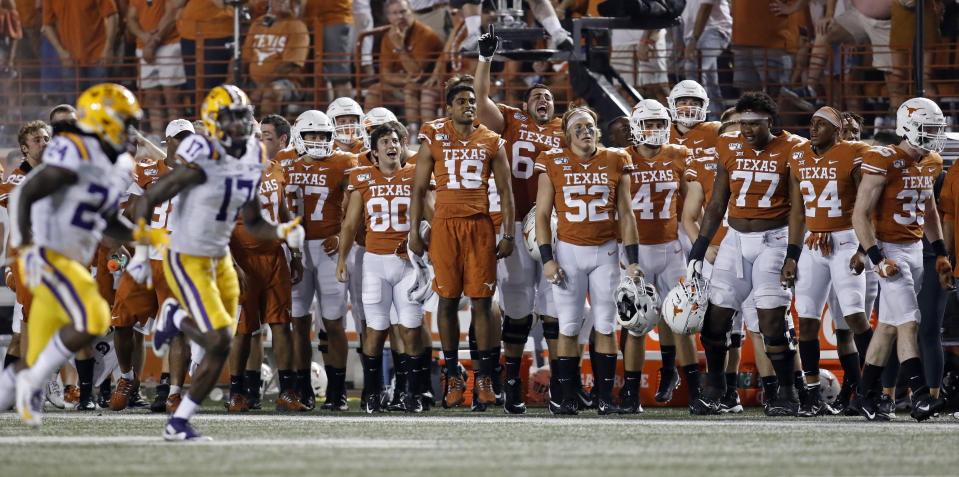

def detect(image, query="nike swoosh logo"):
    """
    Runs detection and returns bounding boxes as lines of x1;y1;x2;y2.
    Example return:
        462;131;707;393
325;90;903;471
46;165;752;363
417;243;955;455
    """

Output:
769;153;780;157
598;166;608;170
608;251;616;256
401;177;412;181
775;235;785;240
673;249;681;254
693;139;704;144
827;160;838;165
839;241;850;246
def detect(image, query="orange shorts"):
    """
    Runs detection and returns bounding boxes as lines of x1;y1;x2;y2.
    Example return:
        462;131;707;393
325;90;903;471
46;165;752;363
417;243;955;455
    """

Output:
235;251;292;335
430;214;497;299
111;260;173;327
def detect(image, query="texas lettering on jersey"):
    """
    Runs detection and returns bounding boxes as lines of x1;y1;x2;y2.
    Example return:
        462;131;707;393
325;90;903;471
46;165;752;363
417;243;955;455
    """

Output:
282;150;357;239
861;144;943;243
789;140;868;232
534;147;630;246
626;144;690;244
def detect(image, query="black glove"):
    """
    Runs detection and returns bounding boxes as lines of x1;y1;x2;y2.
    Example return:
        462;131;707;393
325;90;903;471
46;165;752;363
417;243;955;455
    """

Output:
478;32;498;59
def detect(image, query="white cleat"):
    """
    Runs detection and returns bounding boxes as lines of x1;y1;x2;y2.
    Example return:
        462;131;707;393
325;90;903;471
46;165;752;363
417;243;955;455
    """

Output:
15;370;43;427
46;374;66;409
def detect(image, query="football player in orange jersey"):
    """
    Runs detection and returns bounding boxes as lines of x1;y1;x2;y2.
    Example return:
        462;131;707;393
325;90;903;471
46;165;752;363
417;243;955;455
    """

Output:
841;112;864;142
660;80;719;408
620;100;692;413
686;92;806;416
780;107;873;417
850;97;952;421
228;114;305;413
108;119;194;412
328;97;366;155
336;123;431;413
475;33;567;414
283;110;358;411
534;107;642;415
408;83;515;409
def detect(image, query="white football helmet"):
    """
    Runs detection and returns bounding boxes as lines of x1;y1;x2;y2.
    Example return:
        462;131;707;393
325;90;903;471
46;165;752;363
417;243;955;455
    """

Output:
896;97;947;154
661;266;709;335
819;368;840;404
522;205;558;262
667;80;709;127
292;110;335;158
362;107;399;150
630;99;671;146
327;97;364;145
615;276;661;335
310;361;328;398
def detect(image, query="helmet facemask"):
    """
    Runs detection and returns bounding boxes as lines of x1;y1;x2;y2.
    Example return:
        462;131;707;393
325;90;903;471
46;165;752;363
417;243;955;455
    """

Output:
300;130;334;158
670;98;708;127
333;118;363;145
216;104;255;148
633;119;670;146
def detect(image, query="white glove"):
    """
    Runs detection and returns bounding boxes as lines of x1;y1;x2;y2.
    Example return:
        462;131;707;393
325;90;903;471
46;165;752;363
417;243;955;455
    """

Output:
686;260;703;281
277;218;305;250
126;244;152;288
19;245;50;290
419;221;431;248
407;251;435;305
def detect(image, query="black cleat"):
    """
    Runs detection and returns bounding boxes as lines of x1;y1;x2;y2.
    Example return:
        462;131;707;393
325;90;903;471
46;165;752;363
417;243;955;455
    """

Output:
361;392;385;414
597;397;623;415
388;391;408;412
150;384;170;413
765;387;799;417
558;398;579;415
797;387;823;418
690;386;722;416
654;368;681;403
619;388;643;414
850;393;878;421
405;393;424;413
576;387;595;410
97;387;111;409
77;397;97;411
548;398;563;415
419;391;435;411
301;386;317;410
492;364;504;406
718;389;743;414
876;394;895;421
503;378;527;415
910;393;943;422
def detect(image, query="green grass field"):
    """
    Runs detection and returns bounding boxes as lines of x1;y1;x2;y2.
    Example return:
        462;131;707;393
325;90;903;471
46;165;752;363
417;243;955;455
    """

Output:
3;405;959;476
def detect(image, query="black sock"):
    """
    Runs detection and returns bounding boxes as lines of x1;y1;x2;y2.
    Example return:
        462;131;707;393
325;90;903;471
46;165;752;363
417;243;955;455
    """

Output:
838;352;861;389
3;353;18;369
881;352;900;389
159;372;171;386
761;375;778;402
703;346;728;392
505;356;522;381
229;375;245;396
683;364;701;400
859;363;883;396
361;353;381;395
549;359;562;402
297;369;312;396
725;372;738;391
331;366;346;397
799;339;820;379
443;350;459;378
245;370;261;397
395;353;409;393
278;370;294;393
573;355;583;390
900;357;927;395
854;328;873;366
624;370;641;395
477;350;494;378
660;345;677;371
766;349;797;391
593;353;617;400
408;354;424;396
491;346;502;376
419;350;432;393
557;357;577;402
75;358;95;400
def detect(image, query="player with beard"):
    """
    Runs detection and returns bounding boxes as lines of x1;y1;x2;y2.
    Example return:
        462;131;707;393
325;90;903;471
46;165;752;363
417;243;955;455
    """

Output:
409;83;514;409
686;92;806;416
474;32;565;414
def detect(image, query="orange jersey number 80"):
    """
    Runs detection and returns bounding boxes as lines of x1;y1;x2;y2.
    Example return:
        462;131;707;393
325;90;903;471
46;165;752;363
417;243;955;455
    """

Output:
367;196;411;232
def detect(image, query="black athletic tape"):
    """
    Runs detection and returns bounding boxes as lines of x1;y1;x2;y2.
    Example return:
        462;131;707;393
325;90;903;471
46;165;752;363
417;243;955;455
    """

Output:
786;244;802;262
933;239;948;257
625;244;639;265
689;235;710;262
539;244;554;264
502;316;533;345
763;335;790;348
729;333;744;349
866;245;884;266
541;320;559;340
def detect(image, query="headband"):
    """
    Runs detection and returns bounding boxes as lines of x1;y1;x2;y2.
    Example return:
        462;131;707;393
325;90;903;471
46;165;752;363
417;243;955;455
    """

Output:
738;111;771;121
566;110;594;133
812;106;842;128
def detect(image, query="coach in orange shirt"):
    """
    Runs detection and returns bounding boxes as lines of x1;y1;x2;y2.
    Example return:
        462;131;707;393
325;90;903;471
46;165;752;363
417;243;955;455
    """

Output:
241;0;309;115
365;0;442;137
40;0;118;94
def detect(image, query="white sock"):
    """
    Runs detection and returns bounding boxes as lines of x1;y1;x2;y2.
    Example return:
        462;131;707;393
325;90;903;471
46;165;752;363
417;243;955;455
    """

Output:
120;370;135;380
170;385;181;395
465;15;481;37
27;333;72;389
541;15;565;38
173;393;200;420
0;367;15;400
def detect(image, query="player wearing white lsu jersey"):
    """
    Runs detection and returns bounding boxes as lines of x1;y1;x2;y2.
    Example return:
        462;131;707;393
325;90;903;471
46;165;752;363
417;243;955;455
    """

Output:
131;85;305;440
1;84;142;427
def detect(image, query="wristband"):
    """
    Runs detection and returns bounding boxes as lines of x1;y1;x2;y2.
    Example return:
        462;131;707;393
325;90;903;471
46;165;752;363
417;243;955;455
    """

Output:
539;244;554;264
502;234;514;241
479;55;493;63
689;235;710;262
857;245;865;255
625;244;639;265
786;244;802;262
932;239;948;257
866;245;884;266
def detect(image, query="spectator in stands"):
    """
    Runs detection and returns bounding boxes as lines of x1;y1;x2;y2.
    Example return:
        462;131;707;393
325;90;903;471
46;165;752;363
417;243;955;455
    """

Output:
412;0;452;43
681;0;732;115
303;0;355;101
729;0;800;99
241;0;309;116
616;27;670;105
40;0;119;96
158;0;232;98
365;0;443;135
0;0;19;112
126;0;185;139
259;114;291;161
48;103;76;125
889;0;943;104
13;0;37;69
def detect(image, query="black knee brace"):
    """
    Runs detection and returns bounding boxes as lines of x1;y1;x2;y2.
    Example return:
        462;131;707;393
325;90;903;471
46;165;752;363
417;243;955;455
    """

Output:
729;333;744;349
763;334;792;349
503;315;533;345
317;330;329;354
541;320;559;340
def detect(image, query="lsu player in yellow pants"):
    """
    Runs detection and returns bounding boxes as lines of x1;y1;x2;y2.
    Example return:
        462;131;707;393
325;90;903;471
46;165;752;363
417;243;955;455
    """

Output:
0;84;145;426
130;85;304;441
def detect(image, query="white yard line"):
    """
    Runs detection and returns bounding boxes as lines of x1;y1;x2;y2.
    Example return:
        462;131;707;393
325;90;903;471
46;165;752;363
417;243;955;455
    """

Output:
0;434;434;447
